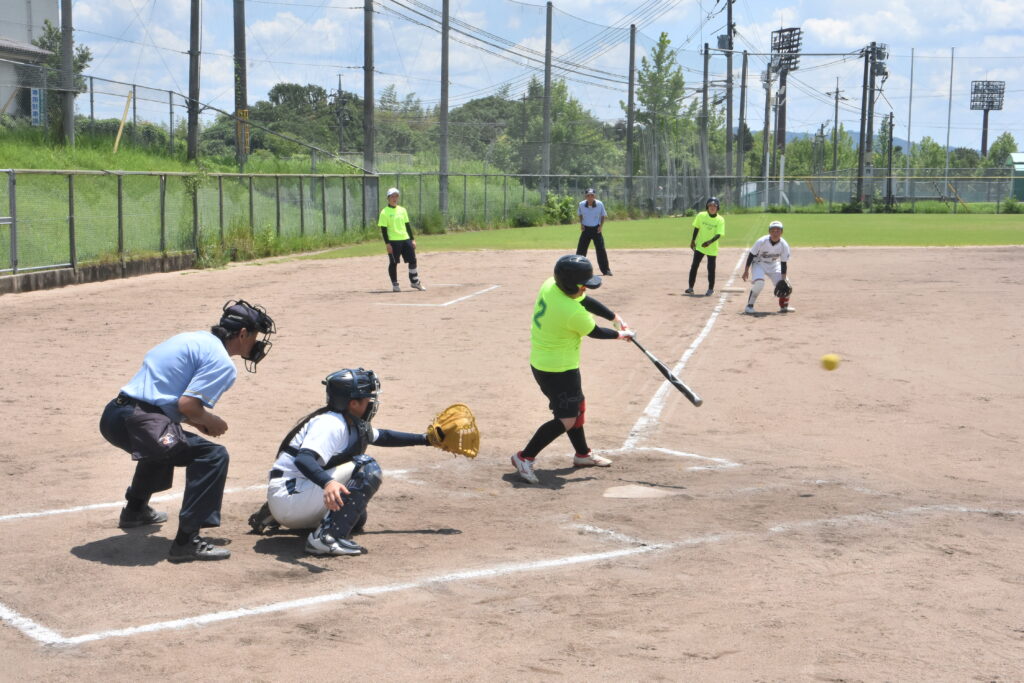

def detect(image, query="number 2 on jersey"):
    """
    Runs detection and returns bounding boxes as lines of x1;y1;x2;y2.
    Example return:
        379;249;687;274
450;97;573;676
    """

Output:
532;298;547;329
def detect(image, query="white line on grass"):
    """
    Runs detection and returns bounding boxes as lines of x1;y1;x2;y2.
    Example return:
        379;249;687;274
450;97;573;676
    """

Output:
377;284;500;307
3;504;1018;646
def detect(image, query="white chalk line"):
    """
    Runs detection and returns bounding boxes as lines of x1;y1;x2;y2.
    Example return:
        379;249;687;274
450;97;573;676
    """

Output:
5;503;1020;647
376;284;500;307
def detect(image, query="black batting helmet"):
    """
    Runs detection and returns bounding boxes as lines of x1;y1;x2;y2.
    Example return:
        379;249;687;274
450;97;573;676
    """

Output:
553;255;602;295
324;368;381;420
706;196;720;210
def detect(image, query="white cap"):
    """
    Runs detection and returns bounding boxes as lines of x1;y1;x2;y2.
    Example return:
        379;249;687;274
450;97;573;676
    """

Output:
386;187;400;197
769;220;784;230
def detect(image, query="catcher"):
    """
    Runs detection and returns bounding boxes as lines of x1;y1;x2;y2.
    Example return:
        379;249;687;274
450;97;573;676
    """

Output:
742;220;793;314
248;368;478;556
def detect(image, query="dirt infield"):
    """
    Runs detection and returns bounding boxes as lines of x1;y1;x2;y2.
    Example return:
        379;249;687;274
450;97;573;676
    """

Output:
1;245;1022;680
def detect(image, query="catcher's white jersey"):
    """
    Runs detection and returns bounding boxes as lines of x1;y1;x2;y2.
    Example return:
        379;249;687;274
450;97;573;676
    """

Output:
270;411;380;481
749;235;791;266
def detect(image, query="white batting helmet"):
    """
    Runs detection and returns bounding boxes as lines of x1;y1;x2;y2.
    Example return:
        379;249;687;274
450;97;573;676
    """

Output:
386;187;400;197
769;220;784;230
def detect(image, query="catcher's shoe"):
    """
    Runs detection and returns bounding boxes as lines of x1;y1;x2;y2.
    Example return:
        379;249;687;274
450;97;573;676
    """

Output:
248;502;280;535
573;452;612;468
511;451;539;485
118;505;168;528
392;283;401;292
305;530;366;556
412;280;426;291
167;535;231;563
743;305;755;314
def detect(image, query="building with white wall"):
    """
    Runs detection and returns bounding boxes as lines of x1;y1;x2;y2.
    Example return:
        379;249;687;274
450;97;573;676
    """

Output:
0;0;59;120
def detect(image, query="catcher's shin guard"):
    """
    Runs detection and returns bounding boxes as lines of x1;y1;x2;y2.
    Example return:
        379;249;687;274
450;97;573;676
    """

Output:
325;455;382;539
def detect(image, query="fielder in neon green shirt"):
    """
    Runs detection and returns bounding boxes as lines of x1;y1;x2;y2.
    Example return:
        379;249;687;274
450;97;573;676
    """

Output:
686;196;725;297
379;187;426;292
510;255;636;485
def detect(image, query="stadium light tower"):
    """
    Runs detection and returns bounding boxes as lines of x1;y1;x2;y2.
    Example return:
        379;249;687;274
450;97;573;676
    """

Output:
970;80;1005;156
770;27;802;160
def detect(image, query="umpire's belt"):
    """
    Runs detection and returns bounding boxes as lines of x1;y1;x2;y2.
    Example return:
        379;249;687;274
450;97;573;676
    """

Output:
582;225;600;229
115;392;159;410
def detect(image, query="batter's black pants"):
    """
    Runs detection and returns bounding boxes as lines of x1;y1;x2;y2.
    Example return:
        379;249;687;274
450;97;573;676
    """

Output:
576;226;611;275
100;399;229;533
688;250;717;290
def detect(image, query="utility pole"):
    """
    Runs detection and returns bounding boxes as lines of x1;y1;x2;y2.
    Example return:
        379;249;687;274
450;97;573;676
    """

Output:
761;69;772;210
439;0;449;215
855;45;869;204
337;74;344;153
625;24;636;209
233;0;248;172
60;0;74;146
724;0;734;181
701;44;711;199
885;111;895;210
541;1;553;201
187;0;201;160
827;78;841;173
736;50;748;204
363;0;376;224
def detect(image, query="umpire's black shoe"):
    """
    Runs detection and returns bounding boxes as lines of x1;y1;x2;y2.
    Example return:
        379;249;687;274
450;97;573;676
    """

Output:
118;505;168;529
167;536;231;563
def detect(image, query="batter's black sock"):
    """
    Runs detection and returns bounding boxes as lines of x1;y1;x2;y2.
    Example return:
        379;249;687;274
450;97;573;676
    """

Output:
174;528;199;546
566;426;590;455
522;419;566;459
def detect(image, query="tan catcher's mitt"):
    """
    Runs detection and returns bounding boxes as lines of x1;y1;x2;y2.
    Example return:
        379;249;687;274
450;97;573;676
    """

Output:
426;403;480;458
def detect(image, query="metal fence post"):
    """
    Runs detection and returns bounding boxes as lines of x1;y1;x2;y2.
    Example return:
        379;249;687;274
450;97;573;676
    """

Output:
418;173;423;222
7;171;16;273
192;176;199;259
159;175;167;254
116;174;126;274
503;174;508;219
299;176;305;236
249;175;255;236
463;174;468;224
321;176;327;233
275;176;281;236
218;175;224;241
342;176;348;232
67;174;77;270
483;174;488;224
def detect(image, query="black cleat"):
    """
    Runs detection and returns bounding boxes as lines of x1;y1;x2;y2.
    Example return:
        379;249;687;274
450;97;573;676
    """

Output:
118;505;168;529
168;536;231;563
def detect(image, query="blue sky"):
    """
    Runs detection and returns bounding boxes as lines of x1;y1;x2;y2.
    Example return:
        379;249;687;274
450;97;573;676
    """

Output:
67;0;1023;151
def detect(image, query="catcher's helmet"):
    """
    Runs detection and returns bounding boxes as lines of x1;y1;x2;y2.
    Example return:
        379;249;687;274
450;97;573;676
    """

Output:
706;196;720;210
553;254;602;294
769;220;784;230
324;368;381;420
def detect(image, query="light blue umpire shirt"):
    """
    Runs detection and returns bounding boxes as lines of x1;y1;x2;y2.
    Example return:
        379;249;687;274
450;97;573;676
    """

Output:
120;331;238;422
578;199;607;228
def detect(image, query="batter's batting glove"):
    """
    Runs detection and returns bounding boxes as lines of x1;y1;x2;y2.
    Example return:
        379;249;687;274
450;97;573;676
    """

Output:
613;314;629;332
617;328;637;341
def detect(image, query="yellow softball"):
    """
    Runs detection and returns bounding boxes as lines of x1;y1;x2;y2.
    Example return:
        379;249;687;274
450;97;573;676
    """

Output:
821;353;841;371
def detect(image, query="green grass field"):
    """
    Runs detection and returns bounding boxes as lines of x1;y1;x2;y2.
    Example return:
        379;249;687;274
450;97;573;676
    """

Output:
304;213;1024;260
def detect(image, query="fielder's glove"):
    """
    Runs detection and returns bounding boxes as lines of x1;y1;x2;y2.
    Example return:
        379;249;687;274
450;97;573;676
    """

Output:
774;279;792;297
426;403;480;458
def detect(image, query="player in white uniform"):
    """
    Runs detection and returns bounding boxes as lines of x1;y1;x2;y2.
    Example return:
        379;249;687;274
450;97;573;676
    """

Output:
260;368;433;556
742;220;793;314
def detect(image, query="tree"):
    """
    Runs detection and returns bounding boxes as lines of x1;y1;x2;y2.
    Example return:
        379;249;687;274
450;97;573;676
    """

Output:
910;136;946;170
30;19;92;142
982;131;1018;168
628;32;687;179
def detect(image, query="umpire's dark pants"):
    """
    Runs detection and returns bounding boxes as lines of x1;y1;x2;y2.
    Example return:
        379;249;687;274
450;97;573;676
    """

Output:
99;398;229;532
576;226;611;274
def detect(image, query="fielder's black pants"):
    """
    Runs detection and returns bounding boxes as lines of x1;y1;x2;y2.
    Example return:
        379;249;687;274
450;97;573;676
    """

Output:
688;250;717;290
576;226;611;275
387;239;420;284
100;398;229;532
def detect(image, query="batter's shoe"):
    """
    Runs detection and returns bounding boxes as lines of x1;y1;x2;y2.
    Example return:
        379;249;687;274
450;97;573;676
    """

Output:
412;280;426;291
743;305;755;315
573;452;612;468
167;536;231;563
118;505;168;529
511;451;539;485
305;529;366;556
684;288;694;294
392;283;401;292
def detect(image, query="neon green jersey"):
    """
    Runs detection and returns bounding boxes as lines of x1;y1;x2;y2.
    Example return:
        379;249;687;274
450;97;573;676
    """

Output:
378;205;411;241
691;211;725;256
529;277;597;372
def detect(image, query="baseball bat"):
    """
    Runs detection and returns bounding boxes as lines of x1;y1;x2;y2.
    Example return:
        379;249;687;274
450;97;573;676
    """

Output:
630;336;703;407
